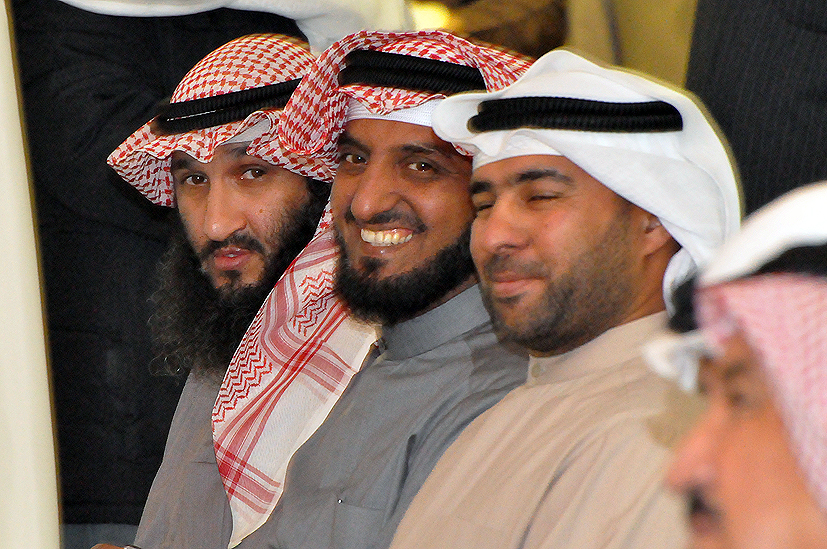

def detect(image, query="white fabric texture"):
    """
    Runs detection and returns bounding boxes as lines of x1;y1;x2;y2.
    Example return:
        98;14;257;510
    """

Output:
431;49;743;310
701;181;827;285
54;0;412;52
345;97;443;127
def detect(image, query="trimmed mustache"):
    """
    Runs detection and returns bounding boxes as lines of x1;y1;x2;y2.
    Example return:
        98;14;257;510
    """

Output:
343;208;427;233
688;489;722;523
197;233;266;263
481;253;548;280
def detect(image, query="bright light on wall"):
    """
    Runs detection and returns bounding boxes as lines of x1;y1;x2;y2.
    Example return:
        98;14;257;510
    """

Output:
408;0;451;30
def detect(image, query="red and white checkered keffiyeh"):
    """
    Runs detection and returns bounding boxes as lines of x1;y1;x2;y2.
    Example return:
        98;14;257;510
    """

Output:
697;274;827;514
213;205;376;547
215;31;530;546
107;33;333;207
106;33;374;547
257;29;533;173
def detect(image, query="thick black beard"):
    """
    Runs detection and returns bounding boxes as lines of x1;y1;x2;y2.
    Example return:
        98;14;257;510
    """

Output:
150;194;326;378
334;225;475;326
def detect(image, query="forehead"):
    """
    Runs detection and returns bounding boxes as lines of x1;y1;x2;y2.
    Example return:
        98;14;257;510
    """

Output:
472;154;616;195
338;118;462;157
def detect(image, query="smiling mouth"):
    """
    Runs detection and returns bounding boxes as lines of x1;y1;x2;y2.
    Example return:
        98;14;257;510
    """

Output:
361;228;414;247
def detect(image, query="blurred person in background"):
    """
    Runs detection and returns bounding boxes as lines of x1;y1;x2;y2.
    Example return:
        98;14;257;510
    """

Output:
649;181;827;549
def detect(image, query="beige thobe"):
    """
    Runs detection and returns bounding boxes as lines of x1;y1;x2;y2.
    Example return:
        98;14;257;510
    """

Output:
390;312;698;549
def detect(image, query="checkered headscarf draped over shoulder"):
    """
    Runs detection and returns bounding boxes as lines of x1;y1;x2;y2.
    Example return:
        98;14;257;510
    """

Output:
107;34;332;208
265;30;533;173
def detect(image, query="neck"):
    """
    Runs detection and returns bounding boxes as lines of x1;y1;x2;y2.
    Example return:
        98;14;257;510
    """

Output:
399;275;476;323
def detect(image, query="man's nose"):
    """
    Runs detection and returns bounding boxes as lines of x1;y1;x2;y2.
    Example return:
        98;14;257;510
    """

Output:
665;406;720;496
203;181;246;242
347;163;405;224
472;198;530;257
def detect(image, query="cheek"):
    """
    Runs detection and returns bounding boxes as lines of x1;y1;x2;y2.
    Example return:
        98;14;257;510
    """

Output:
426;186;474;228
470;217;489;263
716;423;808;548
330;176;355;213
250;186;311;229
175;209;207;249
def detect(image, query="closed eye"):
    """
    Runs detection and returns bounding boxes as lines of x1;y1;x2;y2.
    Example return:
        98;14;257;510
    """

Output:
471;194;495;215
527;193;561;202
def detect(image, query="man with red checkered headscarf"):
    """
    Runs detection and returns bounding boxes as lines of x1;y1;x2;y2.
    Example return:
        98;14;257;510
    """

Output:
105;34;375;549
220;29;532;549
647;182;827;549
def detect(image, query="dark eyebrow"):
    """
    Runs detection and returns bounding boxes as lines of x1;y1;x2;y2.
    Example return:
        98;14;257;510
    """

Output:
469;166;574;196
226;142;251;158
339;131;466;173
400;143;444;157
170;154;196;172
169;143;251;171
469;179;492;196
338;131;367;153
515;168;574;185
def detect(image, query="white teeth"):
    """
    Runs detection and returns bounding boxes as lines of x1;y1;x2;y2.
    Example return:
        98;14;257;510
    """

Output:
361;228;413;246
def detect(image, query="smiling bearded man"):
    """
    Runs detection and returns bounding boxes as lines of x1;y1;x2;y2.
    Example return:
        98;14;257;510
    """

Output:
331;117;477;325
224;30;532;549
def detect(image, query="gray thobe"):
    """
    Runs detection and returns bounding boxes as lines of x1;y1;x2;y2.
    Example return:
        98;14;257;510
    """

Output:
239;284;529;549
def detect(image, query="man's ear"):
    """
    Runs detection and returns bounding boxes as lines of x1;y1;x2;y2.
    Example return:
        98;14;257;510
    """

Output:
640;213;677;257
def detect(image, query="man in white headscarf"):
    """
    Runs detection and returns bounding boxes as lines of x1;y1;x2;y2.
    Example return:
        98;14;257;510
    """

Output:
647;181;827;549
389;49;742;549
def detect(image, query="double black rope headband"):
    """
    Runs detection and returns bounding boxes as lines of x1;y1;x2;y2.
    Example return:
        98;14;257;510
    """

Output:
338;49;486;94
468;96;683;133
154;78;302;134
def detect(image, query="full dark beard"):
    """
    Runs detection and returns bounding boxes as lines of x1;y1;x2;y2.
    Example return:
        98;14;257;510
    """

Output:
150;198;324;378
334;225;475;326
